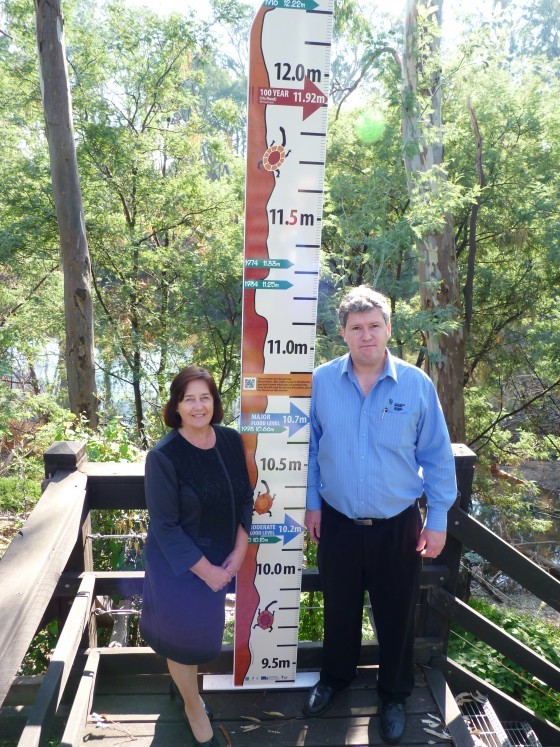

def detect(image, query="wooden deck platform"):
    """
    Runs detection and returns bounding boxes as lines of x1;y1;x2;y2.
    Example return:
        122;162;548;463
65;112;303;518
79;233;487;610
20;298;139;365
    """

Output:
4;444;560;746
80;666;460;746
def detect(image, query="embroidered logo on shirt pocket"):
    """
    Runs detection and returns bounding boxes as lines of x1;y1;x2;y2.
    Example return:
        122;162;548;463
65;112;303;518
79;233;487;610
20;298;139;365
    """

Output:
384;398;407;414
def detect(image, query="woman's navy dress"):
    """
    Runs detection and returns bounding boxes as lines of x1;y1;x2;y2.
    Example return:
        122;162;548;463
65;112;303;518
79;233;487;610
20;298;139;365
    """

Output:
140;426;253;664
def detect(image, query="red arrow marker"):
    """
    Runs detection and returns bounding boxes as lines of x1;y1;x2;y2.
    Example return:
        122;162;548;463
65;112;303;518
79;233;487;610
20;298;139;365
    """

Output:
257;76;327;120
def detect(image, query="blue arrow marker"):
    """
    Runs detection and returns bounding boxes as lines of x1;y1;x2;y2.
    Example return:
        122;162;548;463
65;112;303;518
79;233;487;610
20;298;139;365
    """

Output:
244;279;293;290
249;513;304;546
262;0;319;9
245;258;294;270
240;403;309;437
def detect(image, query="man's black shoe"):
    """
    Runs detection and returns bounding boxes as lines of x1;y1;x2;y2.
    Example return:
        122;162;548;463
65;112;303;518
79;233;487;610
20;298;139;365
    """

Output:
379;701;406;745
302;682;337;717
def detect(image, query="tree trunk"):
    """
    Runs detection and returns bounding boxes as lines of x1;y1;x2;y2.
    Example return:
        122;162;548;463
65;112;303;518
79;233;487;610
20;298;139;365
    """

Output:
464;97;485;334
132;348;147;449
402;0;465;442
34;0;98;428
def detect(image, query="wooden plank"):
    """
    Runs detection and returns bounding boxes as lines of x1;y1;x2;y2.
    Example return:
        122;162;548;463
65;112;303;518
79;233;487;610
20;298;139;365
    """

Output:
108;600;132;648
419;449;476;644
424;665;475;746
448;507;560;613
60;649;100;747
81;463;145;510
78;712;453;745
80;670;449;747
91;638;443;678
80;462;145;479
0;705;69;742
56;571;144;598
55;565;450;598
435;655;560;746
430;587;560;691
90;685;435;722
4;677;45;707
81;445;471;514
17;574;95;747
0;705;29;741
302;565;450;593
0;470;88;708
76;667;448;745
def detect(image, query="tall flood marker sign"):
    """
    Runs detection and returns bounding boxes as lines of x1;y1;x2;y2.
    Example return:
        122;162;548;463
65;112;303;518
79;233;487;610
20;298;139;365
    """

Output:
234;0;334;686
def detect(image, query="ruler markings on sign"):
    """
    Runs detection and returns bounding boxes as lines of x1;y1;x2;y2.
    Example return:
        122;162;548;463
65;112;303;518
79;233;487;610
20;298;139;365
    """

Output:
234;0;334;687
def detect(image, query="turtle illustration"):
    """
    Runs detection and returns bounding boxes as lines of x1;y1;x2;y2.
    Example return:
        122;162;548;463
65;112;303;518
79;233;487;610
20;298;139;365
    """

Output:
253;600;277;632
257;126;291;177
253;480;275;516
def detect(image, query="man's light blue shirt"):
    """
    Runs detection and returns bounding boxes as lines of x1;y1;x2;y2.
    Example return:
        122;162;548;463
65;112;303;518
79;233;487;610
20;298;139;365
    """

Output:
306;351;457;532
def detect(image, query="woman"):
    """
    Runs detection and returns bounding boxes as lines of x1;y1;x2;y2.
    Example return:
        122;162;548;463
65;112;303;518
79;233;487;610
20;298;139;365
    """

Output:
141;366;253;747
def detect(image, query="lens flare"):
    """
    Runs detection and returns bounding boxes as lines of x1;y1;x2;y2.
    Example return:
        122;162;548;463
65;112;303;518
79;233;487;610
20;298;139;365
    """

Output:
355;111;385;143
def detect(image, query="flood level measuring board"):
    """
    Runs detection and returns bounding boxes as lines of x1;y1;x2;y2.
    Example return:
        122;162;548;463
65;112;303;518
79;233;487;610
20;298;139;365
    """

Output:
233;0;334;687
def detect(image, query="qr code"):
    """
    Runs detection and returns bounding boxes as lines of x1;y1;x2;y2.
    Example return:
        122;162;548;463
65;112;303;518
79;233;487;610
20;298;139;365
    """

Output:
243;377;257;390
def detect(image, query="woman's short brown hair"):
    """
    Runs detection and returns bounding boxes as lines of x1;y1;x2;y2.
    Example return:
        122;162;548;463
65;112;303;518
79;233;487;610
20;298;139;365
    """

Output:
163;366;224;428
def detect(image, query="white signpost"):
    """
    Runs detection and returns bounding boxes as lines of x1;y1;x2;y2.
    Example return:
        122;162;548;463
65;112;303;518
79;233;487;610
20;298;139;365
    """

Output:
231;0;334;688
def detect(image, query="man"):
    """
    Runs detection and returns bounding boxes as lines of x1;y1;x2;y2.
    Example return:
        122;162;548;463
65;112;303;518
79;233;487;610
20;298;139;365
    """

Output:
303;286;457;745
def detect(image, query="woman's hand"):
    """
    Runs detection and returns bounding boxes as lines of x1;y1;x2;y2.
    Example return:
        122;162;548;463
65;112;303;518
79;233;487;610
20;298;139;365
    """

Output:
221;526;249;577
221;548;244;577
190;557;232;592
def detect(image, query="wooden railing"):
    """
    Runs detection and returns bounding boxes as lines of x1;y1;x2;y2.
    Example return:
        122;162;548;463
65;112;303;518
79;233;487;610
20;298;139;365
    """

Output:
0;441;559;745
431;507;560;744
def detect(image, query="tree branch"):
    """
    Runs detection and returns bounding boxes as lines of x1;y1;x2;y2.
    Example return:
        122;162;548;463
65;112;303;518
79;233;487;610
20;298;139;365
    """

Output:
469;377;560;447
0;266;58;327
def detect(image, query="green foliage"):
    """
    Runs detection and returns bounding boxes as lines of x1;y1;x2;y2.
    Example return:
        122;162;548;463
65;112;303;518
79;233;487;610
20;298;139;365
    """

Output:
90;510;147;572
56;415;144;463
18;620;59;676
448;598;560;725
299;590;325;642
0;0;559;677
0;475;41;513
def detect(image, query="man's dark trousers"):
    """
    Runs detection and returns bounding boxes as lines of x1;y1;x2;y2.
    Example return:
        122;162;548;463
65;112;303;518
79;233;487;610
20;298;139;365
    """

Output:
317;500;422;702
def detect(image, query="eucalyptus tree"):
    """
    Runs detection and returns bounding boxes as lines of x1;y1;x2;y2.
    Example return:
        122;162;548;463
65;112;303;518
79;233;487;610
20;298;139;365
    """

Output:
34;0;98;428
442;16;560;459
317;0;468;444
401;0;466;442
0;0;71;411
66;0;245;444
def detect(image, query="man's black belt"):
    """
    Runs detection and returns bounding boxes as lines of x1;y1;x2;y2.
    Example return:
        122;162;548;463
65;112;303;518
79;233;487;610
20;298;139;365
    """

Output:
352;501;419;525
323;500;419;526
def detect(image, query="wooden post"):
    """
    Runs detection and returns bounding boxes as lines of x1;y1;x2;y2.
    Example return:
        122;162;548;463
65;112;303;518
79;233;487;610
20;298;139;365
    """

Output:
440;444;477;596
43;441;87;480
419;444;476;647
44;442;97;646
0;468;88;707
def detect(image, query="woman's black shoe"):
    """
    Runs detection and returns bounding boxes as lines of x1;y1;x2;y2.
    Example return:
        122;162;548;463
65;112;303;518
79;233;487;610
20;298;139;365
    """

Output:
169;679;214;721
182;714;219;747
190;738;218;747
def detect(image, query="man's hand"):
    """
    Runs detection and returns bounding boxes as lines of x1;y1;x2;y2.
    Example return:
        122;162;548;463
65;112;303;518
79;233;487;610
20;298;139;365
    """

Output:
305;509;322;544
416;528;446;558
